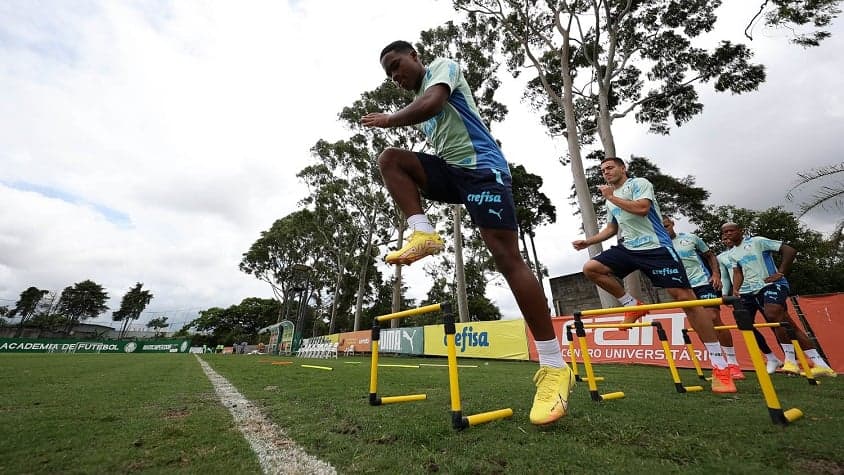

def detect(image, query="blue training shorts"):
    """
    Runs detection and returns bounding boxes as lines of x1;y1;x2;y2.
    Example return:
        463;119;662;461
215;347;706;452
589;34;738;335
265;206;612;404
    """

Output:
740;283;789;320
416;152;517;230
594;245;691;289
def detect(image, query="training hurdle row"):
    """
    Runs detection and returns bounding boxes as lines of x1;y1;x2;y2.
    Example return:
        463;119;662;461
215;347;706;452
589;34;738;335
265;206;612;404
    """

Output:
571;297;803;426
682;322;818;385
564;320;703;400
368;302;513;430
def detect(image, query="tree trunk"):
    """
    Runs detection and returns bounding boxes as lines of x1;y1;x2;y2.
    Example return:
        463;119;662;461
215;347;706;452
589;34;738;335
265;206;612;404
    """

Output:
558;36;616;309
353;214;376;332
328;269;342;334
453;205;469;323
519;230;533;272
528;231;545;292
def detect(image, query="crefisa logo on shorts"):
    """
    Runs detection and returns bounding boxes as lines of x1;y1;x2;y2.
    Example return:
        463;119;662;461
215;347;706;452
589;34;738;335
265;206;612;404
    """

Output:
466;191;502;203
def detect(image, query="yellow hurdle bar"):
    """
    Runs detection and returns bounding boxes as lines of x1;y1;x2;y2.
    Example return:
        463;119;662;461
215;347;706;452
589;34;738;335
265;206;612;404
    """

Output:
687;322;817;385
465;408;514;427
376;303;442;322
730;302;804;425
380;394;427;404
301;365;333;371
579;297;726;317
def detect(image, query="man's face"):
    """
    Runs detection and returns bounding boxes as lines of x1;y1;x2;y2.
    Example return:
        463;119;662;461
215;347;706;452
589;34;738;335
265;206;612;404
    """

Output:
721;237;733;249
721;224;742;246
662;219;675;237
380;50;424;91
600;160;626;185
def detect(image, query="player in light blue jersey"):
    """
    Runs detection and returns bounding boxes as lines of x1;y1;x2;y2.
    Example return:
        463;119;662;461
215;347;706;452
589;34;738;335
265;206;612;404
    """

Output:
717;236;782;374
663;217;746;380
722;223;835;377
362;40;574;425
572;157;736;393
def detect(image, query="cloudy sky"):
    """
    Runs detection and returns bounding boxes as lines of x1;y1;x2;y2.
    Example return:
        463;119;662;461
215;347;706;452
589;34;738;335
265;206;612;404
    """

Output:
1;1;841;329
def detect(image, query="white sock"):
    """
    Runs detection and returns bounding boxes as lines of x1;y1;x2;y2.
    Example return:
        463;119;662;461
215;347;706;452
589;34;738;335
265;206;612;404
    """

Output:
723;346;738;366
781;343;796;363
535;338;564;369
804;349;830;368
619;293;637;306
407;214;434;233
765;352;781;363
705;342;727;369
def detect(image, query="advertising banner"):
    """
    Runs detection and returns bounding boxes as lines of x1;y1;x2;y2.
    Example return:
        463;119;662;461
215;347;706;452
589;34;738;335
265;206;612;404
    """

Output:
337;330;372;354
0;338;191;354
423;319;529;360
527;294;843;372
379;327;424;355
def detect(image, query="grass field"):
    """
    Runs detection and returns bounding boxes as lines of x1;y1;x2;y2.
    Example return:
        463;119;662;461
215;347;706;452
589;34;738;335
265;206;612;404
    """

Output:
1;353;842;474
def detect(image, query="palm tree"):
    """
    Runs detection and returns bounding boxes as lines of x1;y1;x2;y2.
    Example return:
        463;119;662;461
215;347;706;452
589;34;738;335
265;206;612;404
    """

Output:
786;162;844;239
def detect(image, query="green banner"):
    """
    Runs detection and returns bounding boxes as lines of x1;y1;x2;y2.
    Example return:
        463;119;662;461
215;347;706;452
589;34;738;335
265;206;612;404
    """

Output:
379;327;424;355
0;338;192;354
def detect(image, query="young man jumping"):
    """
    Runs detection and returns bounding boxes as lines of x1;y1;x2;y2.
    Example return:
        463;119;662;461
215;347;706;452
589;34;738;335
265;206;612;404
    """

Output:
361;40;573;425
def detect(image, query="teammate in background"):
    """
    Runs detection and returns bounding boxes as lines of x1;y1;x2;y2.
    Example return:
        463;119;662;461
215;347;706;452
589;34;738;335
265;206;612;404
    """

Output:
361;40;574;425
662;217;744;380
572;157;736;393
716;236;783;374
721;223;836;378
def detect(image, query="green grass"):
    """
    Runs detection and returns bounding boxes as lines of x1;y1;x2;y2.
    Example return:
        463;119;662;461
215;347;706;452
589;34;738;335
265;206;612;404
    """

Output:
0;354;261;474
2;353;842;474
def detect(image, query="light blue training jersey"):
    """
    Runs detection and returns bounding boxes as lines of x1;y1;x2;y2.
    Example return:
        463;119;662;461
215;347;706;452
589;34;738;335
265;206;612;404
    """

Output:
415;58;509;175
716;250;733;295
671;232;712;287
607;177;673;251
724;236;789;294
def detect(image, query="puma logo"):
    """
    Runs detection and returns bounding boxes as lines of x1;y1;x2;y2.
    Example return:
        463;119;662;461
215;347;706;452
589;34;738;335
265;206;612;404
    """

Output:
491;168;504;185
488;208;503;220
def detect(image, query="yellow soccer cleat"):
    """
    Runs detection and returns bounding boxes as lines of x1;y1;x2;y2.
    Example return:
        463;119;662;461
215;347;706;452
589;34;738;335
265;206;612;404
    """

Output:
779;361;800;375
385;230;444;265
800;366;838;378
529;365;575;426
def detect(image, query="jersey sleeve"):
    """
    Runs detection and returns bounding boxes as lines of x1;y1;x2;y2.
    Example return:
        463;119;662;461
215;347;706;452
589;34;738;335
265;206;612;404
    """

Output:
692;234;710;254
755;236;783;253
425;58;460;94
629;178;655;202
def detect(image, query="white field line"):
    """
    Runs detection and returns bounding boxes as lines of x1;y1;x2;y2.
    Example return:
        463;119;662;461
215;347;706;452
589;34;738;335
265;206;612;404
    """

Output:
195;355;336;475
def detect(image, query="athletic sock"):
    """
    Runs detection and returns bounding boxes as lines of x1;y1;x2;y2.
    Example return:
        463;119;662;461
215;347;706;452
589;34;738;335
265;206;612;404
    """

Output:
723;346;738;366
535;338;564;369
619;293;637;306
705;342;727;369
765;352;781;363
804;349;831;368
781;343;796;363
407;214;435;233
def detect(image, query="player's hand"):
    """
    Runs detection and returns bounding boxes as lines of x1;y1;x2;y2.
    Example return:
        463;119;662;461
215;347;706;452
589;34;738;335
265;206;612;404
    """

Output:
764;272;784;283
361;113;391;128
710;276;722;291
572;240;589;251
597;184;614;198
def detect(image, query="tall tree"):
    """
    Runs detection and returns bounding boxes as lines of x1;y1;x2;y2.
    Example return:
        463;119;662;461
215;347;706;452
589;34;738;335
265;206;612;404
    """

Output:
56;280;109;333
112;283;154;340
751;0;842;46
786;162;844;239
240;209;325;324
511;163;557;285
146;317;169;337
8;286;49;337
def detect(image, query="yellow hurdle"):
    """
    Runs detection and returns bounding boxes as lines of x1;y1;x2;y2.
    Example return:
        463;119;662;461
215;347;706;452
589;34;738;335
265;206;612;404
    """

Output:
686;322;818;386
301;364;332;371
368;302;512;430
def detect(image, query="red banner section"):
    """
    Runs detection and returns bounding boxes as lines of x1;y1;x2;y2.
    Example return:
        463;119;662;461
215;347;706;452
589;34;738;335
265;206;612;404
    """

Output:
528;294;843;372
336;330;372;354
